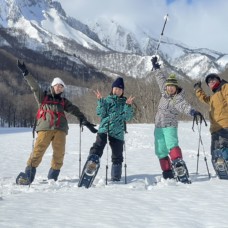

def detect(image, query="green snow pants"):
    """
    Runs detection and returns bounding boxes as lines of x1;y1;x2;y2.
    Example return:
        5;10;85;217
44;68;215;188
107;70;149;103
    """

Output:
154;127;179;159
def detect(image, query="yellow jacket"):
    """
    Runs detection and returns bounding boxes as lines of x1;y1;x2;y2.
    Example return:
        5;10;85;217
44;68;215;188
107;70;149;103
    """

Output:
196;80;228;133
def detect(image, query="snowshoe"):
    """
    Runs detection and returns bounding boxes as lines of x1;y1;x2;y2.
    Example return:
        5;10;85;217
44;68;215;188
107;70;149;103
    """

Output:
85;160;98;176
16;166;36;185
213;148;228;180
78;154;100;188
172;159;191;184
16;172;30;185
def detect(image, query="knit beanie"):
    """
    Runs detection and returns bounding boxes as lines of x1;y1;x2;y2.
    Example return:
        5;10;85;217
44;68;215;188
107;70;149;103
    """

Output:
51;77;66;88
112;77;124;90
165;74;178;87
205;73;221;85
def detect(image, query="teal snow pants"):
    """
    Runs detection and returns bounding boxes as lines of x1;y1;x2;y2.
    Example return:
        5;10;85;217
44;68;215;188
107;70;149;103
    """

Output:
154;127;179;159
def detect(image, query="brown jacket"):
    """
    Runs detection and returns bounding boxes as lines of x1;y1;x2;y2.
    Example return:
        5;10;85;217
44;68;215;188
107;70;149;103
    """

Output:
25;74;87;134
195;80;228;133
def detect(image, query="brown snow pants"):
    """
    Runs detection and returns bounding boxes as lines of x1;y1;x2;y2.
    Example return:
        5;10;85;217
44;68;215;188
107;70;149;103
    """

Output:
27;130;66;170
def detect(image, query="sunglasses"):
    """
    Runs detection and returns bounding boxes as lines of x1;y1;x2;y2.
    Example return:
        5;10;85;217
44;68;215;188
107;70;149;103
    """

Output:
208;77;218;84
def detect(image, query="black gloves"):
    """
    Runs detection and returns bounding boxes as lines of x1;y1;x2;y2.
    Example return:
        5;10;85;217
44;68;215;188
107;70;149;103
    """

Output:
193;81;201;90
191;109;207;128
81;120;98;134
151;55;160;70
190;109;203;118
17;60;29;76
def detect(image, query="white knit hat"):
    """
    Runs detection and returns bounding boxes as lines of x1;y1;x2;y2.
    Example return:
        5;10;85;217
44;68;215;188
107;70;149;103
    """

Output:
51;77;66;88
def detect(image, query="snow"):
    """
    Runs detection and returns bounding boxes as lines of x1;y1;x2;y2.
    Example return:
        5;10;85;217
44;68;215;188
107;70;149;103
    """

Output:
15;18;43;42
1;122;228;228
217;55;228;68
41;8;107;51
160;42;185;60
88;16;134;53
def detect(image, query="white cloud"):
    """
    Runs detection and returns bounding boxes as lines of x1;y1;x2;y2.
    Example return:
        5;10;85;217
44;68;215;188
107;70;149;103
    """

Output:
58;0;228;53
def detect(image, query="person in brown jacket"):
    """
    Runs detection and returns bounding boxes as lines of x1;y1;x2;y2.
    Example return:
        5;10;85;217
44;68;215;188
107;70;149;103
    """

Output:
194;73;228;179
16;60;97;185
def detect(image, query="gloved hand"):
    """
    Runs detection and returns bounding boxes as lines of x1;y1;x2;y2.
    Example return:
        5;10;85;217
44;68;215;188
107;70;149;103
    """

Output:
190;109;203;118
193;81;201;90
151;55;160;70
17;60;29;76
81;120;98;133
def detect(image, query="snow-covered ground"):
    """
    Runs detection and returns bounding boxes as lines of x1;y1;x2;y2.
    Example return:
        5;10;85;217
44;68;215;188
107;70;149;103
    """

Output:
1;122;228;228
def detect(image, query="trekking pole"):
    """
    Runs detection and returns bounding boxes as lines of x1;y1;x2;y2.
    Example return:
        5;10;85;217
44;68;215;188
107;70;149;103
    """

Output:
79;121;83;178
31;121;36;156
124;123;128;184
105;141;109;185
197;122;211;179
193;116;200;175
105;123;110;185
193;115;211;179
29;119;37;187
124;141;127;184
155;14;169;55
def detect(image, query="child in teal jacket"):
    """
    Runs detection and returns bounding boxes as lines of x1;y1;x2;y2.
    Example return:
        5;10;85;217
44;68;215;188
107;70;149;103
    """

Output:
89;77;134;181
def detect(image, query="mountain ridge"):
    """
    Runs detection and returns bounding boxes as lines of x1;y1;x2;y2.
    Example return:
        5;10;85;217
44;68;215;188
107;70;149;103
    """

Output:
0;0;227;81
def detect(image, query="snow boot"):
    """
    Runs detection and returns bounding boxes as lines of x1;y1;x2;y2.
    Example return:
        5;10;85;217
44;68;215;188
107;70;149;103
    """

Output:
172;159;191;184
25;166;36;183
48;168;60;181
162;170;174;179
111;163;122;181
212;148;228;179
159;156;172;171
16;166;36;185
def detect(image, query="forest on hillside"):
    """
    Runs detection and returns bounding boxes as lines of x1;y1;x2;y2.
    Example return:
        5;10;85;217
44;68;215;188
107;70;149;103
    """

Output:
1;45;228;128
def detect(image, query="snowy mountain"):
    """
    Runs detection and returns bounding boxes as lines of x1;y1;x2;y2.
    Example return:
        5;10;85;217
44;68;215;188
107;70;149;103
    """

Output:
0;0;108;51
88;16;228;79
0;0;228;81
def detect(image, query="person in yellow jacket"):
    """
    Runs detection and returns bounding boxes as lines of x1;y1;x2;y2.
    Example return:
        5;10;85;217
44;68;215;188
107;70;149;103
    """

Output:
16;60;97;185
194;73;228;179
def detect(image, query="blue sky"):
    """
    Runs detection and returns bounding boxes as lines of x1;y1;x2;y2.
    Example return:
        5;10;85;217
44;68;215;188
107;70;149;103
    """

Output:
58;0;228;53
166;0;176;4
166;0;193;4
